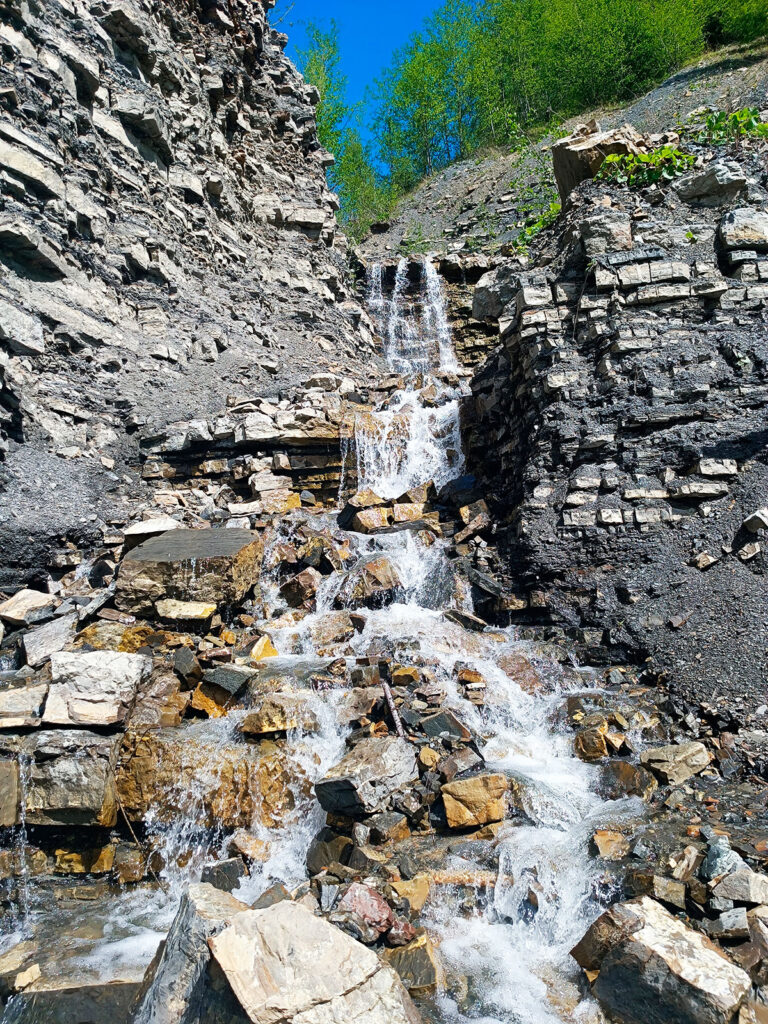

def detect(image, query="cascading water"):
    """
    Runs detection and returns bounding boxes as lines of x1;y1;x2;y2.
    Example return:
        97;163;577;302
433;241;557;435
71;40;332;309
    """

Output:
0;255;636;1024
355;259;466;499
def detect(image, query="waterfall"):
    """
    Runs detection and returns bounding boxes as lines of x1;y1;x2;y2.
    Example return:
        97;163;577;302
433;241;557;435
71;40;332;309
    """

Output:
0;257;631;1024
354;258;466;498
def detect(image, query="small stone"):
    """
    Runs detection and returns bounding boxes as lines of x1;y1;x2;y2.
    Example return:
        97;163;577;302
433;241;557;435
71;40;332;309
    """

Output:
641;741;710;785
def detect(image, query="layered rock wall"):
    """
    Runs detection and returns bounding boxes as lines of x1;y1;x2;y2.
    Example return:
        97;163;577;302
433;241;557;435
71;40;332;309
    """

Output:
465;159;768;708
0;0;376;584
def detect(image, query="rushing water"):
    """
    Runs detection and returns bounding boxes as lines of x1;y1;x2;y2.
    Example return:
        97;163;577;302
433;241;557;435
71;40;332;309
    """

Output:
1;257;636;1023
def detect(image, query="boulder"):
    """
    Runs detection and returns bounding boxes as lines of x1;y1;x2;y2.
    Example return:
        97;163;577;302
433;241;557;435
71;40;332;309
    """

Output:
315;737;418;816
551;120;680;201
43;650;152;727
677;160;747;204
133;882;249;1024
208;900;421;1024
0;730;121;826
239;695;319;736
719;209;768;252
712;869;768;905
333;557;404;610
640;741;710;785
441;773;507;829
115;529;262;616
572;896;750;1024
472;266;521;321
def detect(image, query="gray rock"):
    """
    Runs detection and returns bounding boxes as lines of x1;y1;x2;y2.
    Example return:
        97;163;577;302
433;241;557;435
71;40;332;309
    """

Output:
699;836;746;882
677;160;747;204
640;741;711;785
0;299;45;355
713;869;768;905
720;209;768;252
0;729;122;826
133;882;249;1024
315;737;418;816
22;612;78;668
572;896;750;1024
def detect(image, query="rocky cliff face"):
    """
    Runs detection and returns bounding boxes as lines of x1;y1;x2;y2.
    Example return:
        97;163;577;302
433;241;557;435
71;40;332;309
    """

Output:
0;0;376;586
463;143;768;714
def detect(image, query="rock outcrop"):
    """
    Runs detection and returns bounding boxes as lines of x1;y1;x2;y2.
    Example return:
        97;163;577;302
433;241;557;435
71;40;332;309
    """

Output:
0;0;377;586
463;139;768;710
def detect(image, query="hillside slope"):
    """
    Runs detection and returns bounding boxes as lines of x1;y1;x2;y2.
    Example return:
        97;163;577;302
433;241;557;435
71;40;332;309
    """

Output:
361;38;768;260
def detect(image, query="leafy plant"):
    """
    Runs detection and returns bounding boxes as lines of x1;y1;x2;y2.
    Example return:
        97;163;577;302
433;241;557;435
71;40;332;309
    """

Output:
513;200;562;253
687;107;768;145
597;146;695;188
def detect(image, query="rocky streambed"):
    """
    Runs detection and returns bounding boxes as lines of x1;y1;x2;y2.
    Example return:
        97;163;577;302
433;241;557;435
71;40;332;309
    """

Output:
0;255;765;1024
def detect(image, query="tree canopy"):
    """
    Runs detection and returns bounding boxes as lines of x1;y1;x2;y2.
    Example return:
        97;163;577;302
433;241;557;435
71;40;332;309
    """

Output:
296;0;767;239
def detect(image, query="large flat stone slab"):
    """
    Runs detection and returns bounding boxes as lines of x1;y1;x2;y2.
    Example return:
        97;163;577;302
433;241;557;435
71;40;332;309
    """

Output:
209;900;421;1024
115;529;262;616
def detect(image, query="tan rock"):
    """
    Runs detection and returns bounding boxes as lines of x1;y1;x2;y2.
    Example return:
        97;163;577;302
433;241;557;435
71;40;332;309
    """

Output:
116;529;262;617
391;876;431;914
441;773;507;829
0;589;55;627
352;507;392;533
592;829;630;860
250;635;278;661
209;900;421;1024
383;933;442;997
239;695;319;736
155;599;216;622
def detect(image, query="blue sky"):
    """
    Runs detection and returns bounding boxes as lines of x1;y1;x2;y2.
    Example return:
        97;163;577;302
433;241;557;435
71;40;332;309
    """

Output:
274;1;443;114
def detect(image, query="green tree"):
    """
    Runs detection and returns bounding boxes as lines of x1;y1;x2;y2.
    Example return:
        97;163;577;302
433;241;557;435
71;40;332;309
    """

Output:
296;21;393;242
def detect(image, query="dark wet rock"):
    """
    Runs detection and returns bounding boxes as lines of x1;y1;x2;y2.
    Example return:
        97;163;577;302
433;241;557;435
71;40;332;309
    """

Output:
333;557;404;610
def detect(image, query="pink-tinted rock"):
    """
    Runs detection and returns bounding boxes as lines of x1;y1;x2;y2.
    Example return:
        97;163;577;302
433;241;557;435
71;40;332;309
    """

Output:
338;882;395;935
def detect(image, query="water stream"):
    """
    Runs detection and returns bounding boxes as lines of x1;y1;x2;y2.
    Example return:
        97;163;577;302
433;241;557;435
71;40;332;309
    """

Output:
1;257;637;1023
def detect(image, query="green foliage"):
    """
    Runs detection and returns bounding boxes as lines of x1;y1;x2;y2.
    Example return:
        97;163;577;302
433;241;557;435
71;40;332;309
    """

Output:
702;0;768;44
368;0;767;194
597;147;695;187
296;22;394;241
513;200;562;253
687;107;768;144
